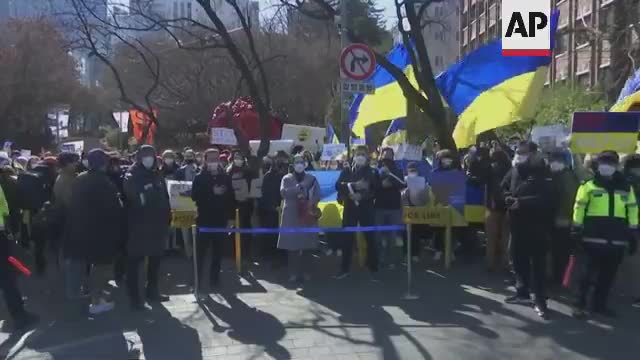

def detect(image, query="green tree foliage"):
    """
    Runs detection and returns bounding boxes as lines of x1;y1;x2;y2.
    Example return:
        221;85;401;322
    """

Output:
497;84;609;140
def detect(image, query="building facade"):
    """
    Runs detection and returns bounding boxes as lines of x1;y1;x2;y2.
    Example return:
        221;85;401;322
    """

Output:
422;0;461;75
458;0;632;91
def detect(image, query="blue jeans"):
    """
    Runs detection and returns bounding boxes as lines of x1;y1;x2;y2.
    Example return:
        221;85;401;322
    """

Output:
376;209;403;266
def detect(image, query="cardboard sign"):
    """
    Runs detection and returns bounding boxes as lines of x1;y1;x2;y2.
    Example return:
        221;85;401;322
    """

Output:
166;180;196;211
210;127;238;146
60;140;84;153
389;144;423;160
531;124;568;152
321;143;347;160
281;124;325;151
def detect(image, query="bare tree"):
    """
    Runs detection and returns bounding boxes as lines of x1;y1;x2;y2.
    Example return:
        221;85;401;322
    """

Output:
281;0;457;150
0;18;81;149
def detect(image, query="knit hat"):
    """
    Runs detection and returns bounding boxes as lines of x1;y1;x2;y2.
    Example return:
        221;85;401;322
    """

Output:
87;149;109;171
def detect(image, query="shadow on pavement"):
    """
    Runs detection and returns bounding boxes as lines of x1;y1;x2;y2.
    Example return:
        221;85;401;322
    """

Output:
201;292;290;359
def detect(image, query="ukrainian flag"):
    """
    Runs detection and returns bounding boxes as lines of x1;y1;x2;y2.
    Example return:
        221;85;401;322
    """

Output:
436;11;559;148
349;44;417;139
610;68;640;112
381;118;407;146
326;124;340;144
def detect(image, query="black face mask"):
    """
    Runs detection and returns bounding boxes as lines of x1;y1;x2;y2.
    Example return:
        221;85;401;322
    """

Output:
185;159;195;165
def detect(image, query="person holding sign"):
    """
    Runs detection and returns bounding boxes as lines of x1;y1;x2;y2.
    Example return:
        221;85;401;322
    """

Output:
278;154;321;283
335;145;380;280
227;150;255;269
374;148;405;269
191;148;235;294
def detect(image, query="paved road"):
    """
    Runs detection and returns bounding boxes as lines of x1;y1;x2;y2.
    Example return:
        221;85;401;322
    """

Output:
1;255;639;360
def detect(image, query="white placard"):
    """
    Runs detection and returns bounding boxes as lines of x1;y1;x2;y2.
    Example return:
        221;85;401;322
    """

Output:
321;143;347;160
20;150;31;158
249;140;294;156
210;127;238;145
531;124;568;151
113;111;130;133
60;140;84;154
281;124;325;152
390;144;423;160
166;180;196;211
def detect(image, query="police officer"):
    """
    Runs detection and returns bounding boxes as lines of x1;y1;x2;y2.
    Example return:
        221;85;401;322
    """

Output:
572;150;638;318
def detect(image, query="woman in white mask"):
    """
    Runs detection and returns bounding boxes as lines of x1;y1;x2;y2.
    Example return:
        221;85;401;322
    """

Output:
278;154;320;283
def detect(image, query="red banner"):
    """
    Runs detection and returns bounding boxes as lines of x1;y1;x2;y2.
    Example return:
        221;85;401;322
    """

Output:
129;109;157;144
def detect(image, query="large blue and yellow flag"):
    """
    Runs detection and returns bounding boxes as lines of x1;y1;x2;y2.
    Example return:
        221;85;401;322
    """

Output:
436;11;559;148
326;124;340;144
610;68;640;112
349;44;417;139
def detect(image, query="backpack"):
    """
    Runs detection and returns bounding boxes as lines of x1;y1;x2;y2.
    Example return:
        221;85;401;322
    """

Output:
17;171;50;211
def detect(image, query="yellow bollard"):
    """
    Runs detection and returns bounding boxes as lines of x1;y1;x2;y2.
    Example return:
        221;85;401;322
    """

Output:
235;208;242;273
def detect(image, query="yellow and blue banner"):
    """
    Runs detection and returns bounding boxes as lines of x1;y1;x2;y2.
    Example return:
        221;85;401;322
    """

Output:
570;112;640;154
436;10;559;149
610;68;640;112
381;118;407;146
349;44;417;139
326;124;340;144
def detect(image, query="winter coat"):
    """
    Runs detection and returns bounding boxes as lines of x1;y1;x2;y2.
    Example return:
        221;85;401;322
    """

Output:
336;165;379;210
487;163;511;211
191;169;236;227
123;164;172;257
175;164;199;182
550;169;579;227
278;172;321;251
374;160;405;210
259;169;284;210
65;171;123;263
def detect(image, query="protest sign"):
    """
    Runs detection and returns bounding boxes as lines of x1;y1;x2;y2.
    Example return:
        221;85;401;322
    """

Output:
20;150;31;158
210;127;238;145
321;143;347;160
60;140;84;153
166;180;196;211
249;140;294;156
430;170;467;226
281;124;325;152
570;112;640;154
531;124;568;152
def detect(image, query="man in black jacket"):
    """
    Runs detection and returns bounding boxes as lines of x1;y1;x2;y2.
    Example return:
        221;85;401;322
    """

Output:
192;148;236;294
258;152;288;267
504;155;552;318
335;145;380;279
374;147;405;268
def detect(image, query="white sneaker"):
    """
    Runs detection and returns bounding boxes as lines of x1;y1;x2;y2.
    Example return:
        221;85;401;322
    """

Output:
337;249;343;257
89;299;115;315
432;252;443;261
326;249;334;256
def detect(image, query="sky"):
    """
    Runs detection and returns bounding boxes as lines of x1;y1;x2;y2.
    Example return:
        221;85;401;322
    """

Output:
259;0;399;28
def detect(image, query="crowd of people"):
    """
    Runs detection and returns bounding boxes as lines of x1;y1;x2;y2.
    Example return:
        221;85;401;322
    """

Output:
1;138;640;333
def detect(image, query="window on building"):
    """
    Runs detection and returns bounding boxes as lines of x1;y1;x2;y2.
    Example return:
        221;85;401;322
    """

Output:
556;33;569;54
442;32;446;41
180;2;185;17
575;27;590;47
187;2;192;19
456;31;459;41
173;2;178;18
577;73;590;87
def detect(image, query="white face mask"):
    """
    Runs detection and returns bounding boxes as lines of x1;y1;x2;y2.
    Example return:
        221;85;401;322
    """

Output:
234;159;244;167
164;158;174;166
441;158;453;167
550;162;565;173
294;163;305;173
598;164;616;177
82;159;89;168
407;172;418;178
354;155;367;166
142;156;155;169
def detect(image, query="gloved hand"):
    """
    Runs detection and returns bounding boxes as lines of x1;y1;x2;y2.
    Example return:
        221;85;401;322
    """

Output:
570;227;583;254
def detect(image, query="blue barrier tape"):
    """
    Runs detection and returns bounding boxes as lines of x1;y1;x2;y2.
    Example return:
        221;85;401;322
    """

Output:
199;225;405;234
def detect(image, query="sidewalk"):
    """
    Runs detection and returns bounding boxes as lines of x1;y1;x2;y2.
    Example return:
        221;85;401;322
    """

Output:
1;255;639;360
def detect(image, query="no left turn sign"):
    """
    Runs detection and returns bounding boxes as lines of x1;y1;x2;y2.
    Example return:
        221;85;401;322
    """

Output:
340;43;376;81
